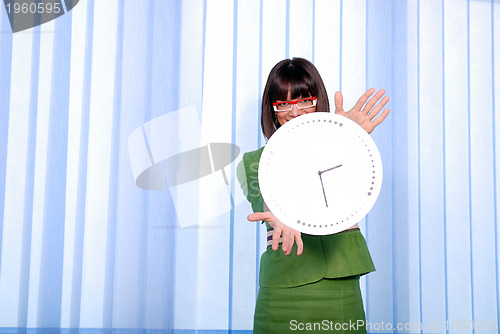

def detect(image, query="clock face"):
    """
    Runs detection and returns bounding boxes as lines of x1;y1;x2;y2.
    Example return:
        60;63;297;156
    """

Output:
259;112;383;235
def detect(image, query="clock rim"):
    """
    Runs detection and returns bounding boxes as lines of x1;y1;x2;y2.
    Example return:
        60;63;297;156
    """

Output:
258;112;383;235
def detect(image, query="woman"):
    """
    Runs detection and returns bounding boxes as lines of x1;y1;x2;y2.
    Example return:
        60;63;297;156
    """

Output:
237;58;389;334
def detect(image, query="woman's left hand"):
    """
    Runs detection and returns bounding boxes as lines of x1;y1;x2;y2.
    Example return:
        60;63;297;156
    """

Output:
334;88;390;134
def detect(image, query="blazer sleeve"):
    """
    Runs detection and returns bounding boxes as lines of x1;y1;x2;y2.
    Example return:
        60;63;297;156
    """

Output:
236;147;264;213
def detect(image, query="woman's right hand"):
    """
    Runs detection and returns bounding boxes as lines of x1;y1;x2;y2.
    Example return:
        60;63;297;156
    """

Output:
334;88;390;134
247;211;303;256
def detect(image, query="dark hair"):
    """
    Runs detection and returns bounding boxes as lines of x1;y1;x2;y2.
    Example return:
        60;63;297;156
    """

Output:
261;57;330;139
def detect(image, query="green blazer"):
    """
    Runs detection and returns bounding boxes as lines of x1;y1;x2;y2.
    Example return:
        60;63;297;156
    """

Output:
237;147;376;288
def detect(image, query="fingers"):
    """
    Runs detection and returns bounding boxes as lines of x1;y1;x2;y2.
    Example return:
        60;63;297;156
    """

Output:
272;228;282;251
247;212;272;222
281;229;293;254
361;89;385;114
295;234;304;256
366;94;390;120
334;91;347;116
368;96;390;120
280;228;302;255
248;212;303;256
352;88;376;112
371;108;390;128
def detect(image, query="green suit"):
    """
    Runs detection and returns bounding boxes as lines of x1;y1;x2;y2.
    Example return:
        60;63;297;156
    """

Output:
237;146;376;333
237;146;376;287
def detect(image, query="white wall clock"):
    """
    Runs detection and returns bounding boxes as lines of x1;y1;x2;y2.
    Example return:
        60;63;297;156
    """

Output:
259;112;383;235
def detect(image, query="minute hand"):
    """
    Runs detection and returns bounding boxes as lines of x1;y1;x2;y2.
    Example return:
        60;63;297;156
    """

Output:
318;164;342;208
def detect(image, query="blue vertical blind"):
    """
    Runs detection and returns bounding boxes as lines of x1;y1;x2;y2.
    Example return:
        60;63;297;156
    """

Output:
0;0;499;333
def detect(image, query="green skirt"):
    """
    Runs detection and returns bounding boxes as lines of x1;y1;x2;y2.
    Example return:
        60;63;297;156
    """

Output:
254;276;367;334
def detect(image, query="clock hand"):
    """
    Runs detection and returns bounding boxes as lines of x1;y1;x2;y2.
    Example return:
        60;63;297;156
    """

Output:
318;164;342;174
318;164;342;208
318;171;328;207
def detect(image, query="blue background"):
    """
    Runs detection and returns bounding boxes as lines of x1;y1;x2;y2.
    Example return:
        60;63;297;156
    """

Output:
0;0;499;333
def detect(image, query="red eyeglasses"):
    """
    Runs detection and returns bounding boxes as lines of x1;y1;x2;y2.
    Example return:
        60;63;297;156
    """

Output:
273;96;317;112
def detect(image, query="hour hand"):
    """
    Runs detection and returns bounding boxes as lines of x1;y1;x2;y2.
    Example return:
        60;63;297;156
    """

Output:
318;164;342;175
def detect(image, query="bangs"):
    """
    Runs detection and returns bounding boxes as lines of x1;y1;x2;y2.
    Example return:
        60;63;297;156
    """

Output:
271;65;317;101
